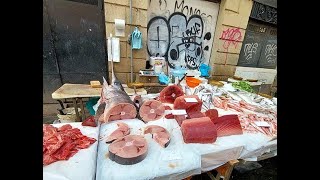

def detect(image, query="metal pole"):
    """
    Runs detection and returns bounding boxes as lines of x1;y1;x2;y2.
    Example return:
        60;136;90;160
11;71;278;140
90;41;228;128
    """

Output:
129;0;133;83
73;98;81;122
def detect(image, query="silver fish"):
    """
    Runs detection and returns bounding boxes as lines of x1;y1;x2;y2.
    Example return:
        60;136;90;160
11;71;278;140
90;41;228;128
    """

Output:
185;85;192;95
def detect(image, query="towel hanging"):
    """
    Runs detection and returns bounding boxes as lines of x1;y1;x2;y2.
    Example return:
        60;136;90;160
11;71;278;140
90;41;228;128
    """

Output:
131;27;143;50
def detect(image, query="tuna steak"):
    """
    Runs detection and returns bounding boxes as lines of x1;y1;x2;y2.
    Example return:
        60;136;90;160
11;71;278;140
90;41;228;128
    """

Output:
139;99;165;122
159;85;184;103
144;125;171;148
108;135;148;165
181;117;217;144
105;122;130;143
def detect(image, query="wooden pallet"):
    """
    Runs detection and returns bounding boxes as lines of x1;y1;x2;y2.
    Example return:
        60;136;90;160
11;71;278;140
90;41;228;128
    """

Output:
183;160;239;180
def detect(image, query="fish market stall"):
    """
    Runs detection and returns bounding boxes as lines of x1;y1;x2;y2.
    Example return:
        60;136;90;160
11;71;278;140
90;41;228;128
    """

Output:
45;72;276;180
143;80;277;175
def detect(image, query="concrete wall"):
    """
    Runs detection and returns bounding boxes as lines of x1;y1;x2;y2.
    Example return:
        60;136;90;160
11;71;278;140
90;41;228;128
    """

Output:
104;0;148;83
209;0;254;81
104;0;277;89
104;0;221;83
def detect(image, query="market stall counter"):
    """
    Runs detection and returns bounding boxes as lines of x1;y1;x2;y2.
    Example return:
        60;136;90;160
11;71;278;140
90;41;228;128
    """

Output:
45;80;277;180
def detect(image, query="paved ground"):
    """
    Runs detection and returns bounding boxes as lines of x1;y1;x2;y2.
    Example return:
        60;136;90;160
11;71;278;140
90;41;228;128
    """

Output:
190;157;277;180
231;157;277;180
43;104;61;123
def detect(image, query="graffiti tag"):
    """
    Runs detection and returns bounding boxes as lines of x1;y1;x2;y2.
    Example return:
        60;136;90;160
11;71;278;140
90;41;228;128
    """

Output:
174;0;212;19
244;43;259;61
220;28;242;50
265;44;277;63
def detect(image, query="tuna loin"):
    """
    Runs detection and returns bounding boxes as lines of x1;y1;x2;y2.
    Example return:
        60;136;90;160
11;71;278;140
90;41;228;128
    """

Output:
215;115;243;137
108;135;148;165
174;115;187;126
82;116;97;127
105;122;130;143
159;85;184;103
144;125;170;148
205;109;219;122
187;112;205;119
139;98;165;122
181;117;217;144
173;95;203;117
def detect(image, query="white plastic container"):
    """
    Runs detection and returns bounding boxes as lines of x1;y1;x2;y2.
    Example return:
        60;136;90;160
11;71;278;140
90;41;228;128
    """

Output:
150;56;165;66
154;64;163;74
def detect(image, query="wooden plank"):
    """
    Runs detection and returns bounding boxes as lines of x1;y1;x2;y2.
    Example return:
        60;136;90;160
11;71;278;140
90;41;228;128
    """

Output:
143;83;167;87
52;84;101;99
223;160;239;180
138;76;159;83
52;83;147;99
123;87;147;96
72;98;81;122
206;172;218;180
207;159;239;180
182;177;192;180
79;98;86;121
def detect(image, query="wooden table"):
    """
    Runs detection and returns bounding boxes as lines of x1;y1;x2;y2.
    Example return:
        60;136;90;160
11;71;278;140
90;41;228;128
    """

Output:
51;83;147;121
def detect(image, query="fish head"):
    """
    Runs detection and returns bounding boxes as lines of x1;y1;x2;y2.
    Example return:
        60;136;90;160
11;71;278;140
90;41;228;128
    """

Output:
112;79;125;91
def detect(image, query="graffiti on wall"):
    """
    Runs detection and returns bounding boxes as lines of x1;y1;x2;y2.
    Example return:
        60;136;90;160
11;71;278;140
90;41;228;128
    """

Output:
148;0;219;69
174;0;212;19
220;28;242;50
265;44;277;63
250;2;277;24
243;43;259;62
219;27;242;64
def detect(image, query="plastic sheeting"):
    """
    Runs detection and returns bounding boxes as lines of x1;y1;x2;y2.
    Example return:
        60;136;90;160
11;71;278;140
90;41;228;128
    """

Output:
184;131;275;171
96;119;202;180
43;120;277;179
45;100;277;179
43;123;100;180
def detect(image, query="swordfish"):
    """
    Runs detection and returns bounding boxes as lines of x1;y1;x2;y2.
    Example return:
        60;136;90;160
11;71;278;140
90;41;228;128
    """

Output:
94;57;137;123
